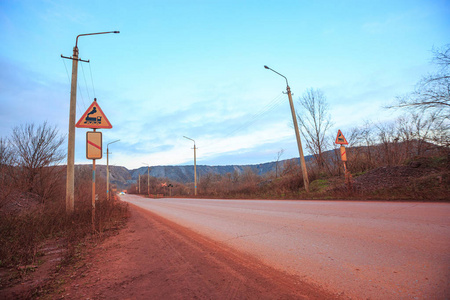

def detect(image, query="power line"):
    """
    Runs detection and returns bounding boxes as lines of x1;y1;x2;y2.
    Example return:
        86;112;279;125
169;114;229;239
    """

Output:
89;62;96;99
80;62;91;100
61;57;71;84
62;57;86;117
222;93;285;138
76;80;86;115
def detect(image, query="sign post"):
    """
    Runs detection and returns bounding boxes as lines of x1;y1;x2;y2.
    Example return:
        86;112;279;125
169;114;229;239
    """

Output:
76;98;112;231
335;130;353;192
86;130;102;230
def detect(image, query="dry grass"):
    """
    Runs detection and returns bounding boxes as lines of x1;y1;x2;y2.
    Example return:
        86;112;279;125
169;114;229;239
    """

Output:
191;155;449;201
0;199;129;270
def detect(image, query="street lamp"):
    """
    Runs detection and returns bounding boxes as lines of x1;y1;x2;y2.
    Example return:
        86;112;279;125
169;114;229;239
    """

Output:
183;136;197;196
142;163;150;197
63;31;119;213
264;65;310;192
106;139;120;200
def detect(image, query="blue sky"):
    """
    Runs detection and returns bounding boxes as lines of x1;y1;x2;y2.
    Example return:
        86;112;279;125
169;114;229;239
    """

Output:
1;0;449;169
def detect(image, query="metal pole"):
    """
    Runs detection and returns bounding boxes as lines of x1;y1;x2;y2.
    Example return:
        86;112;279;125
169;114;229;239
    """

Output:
106;140;120;201
92;158;96;232
194;144;197;196
264;66;310;192
65;46;78;213
147;166;150;197
183;136;197;196
92;129;96;232
138;174;141;194
106;145;109;199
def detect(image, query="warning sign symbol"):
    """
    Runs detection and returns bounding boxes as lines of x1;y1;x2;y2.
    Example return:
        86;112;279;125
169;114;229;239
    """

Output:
335;130;348;145
76;99;112;129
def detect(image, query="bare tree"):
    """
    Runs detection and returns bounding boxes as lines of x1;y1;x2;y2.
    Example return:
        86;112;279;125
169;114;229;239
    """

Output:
296;88;333;172
396;111;449;154
275;148;284;178
375;121;398;165
10;122;65;195
345;121;378;172
0;138;16;209
391;44;450;115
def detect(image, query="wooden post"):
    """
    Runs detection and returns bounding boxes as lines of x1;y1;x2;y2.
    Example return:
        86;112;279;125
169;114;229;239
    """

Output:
340;145;353;191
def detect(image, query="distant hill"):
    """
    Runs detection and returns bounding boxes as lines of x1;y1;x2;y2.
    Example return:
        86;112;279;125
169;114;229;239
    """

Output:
91;157;309;189
130;162;281;183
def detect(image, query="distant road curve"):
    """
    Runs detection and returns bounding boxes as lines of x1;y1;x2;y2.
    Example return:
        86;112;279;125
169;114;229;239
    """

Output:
120;195;450;299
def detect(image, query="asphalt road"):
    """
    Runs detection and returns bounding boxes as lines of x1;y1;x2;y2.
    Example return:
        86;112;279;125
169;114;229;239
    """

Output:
121;195;450;299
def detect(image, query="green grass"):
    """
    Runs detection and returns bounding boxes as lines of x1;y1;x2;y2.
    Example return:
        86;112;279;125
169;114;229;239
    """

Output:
309;179;329;193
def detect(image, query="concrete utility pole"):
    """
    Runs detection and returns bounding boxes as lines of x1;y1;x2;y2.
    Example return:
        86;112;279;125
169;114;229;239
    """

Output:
62;31;119;214
143;163;150;197
183;136;197;196
106;139;120;200
264;65;310;192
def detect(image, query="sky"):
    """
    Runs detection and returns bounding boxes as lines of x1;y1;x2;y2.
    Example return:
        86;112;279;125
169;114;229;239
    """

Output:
1;0;449;170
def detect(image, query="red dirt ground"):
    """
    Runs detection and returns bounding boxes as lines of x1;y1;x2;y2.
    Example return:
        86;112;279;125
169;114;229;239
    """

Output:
42;204;342;299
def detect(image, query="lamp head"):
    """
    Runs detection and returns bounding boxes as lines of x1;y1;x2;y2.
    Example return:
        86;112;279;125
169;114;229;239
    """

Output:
264;65;270;69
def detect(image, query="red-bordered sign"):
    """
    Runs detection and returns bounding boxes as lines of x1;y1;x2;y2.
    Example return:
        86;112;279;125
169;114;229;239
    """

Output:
335;129;348;145
76;100;112;129
86;131;102;159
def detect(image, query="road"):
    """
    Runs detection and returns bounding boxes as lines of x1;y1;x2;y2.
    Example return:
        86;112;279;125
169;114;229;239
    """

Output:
121;195;450;299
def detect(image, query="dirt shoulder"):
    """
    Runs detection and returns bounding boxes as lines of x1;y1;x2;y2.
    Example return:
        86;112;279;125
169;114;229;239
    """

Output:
43;203;340;299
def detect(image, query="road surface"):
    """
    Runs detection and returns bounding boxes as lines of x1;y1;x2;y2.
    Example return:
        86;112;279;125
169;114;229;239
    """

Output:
121;195;450;299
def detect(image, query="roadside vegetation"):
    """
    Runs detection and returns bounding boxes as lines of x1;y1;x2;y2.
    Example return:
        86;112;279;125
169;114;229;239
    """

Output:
0;122;128;296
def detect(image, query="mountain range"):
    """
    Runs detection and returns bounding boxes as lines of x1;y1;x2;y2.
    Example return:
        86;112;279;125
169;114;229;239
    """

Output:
91;157;308;189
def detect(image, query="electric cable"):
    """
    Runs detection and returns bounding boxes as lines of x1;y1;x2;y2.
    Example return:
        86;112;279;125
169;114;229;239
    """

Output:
89;62;96;99
80;62;91;100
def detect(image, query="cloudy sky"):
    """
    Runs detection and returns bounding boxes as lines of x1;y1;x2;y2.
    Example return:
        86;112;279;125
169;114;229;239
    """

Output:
1;0;449;169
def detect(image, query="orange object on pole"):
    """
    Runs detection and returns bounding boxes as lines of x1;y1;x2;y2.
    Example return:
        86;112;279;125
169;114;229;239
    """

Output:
340;145;347;162
335;129;349;145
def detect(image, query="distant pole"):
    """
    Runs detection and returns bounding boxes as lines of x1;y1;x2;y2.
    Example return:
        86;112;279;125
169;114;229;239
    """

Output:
138;174;141;194
62;31;119;214
194;144;197;196
143;163;150;197
264;65;310;192
106;139;120;201
183;136;197;196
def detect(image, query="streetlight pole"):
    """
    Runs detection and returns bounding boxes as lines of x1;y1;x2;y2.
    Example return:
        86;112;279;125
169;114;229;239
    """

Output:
264;65;310;192
183;136;197;196
63;31;119;214
143;163;150;197
106;139;120;200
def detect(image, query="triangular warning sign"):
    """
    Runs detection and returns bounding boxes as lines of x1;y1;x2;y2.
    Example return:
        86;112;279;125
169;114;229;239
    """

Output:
335;129;348;145
76;100;112;129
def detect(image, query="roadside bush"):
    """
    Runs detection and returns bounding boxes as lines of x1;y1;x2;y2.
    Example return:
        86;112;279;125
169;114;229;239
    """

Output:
0;195;128;268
